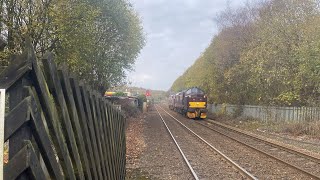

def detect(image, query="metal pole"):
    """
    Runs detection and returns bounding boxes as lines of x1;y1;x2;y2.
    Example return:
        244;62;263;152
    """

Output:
0;89;5;180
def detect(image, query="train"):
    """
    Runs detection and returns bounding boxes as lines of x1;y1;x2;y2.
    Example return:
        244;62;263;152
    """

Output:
169;87;207;119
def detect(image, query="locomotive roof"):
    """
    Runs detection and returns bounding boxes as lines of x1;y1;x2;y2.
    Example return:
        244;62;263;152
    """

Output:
174;87;205;94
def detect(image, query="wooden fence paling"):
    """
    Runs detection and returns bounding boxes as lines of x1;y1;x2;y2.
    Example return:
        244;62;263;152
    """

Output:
58;67;92;179
119;112;126;179
70;77;99;179
42;54;85;179
105;102;116;178
98;98;112;180
32;55;76;179
0;44;126;179
107;103;117;177
26;88;64;179
115;111;121;177
112;109;118;178
90;92;107;179
120;112;126;179
80;85;104;179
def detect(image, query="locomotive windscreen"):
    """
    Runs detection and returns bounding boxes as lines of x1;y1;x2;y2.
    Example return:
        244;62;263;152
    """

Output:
186;87;204;95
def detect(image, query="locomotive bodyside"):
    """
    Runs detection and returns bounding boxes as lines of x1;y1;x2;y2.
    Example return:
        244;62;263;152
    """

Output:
168;95;175;110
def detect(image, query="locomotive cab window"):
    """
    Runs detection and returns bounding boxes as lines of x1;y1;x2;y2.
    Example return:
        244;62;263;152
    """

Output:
186;87;204;95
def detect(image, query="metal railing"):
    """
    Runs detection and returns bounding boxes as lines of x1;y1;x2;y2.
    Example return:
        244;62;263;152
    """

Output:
0;89;5;180
208;104;320;122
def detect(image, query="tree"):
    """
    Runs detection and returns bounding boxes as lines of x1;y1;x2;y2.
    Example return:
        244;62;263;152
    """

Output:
0;0;145;93
171;0;320;106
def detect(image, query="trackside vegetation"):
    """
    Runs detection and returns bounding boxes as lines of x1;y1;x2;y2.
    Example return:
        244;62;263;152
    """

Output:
171;0;320;107
0;0;145;93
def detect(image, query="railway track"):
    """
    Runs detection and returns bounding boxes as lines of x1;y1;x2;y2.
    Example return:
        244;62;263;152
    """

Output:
195;119;320;179
155;106;199;180
160;105;320;179
155;105;257;180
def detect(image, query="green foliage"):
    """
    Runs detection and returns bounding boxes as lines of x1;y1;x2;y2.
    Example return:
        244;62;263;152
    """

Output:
114;92;127;97
171;0;320;106
0;0;145;93
137;94;147;103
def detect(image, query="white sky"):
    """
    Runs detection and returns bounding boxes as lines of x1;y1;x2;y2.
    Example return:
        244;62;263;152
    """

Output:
128;0;247;90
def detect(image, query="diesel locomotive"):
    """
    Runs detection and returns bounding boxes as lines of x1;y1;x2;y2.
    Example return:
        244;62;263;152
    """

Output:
169;87;207;119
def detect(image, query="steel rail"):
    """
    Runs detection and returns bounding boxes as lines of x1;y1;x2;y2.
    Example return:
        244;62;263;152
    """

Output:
196;120;320;180
157;105;258;180
155;106;199;180
207;119;320;164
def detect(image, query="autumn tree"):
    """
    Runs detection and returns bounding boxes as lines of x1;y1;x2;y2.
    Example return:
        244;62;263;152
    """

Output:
171;0;320;106
0;0;145;93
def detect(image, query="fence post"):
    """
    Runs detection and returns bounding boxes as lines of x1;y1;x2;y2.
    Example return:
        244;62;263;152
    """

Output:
0;89;5;180
8;41;34;180
9;77;33;180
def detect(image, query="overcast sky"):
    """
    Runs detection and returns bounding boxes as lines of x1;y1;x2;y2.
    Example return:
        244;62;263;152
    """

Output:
128;0;247;91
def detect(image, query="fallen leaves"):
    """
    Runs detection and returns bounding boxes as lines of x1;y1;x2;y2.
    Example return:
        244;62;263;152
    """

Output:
126;115;146;167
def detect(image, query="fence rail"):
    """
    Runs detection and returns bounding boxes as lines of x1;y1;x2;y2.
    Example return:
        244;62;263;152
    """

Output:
208;104;320;122
0;42;126;179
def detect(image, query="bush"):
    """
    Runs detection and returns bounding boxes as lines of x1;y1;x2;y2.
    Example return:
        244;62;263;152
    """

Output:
116;99;141;118
281;121;320;137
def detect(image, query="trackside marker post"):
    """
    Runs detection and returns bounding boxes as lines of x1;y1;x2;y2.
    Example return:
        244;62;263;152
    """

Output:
0;89;5;180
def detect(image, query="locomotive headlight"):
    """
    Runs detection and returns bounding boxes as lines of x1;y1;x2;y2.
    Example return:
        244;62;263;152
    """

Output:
204;95;206;98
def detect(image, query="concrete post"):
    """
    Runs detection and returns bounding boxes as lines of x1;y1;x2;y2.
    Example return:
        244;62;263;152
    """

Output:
143;102;147;113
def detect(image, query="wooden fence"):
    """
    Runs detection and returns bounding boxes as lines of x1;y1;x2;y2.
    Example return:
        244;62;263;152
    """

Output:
0;43;126;179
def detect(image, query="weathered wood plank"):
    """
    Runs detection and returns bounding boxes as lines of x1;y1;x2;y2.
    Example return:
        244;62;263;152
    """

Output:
105;102;117;177
0;55;32;90
113;108;121;178
4;142;46;180
99;99;114;180
116;112;125;179
4;97;30;141
8;74;33;180
27;87;65;179
70;77;99;180
79;85;104;180
120;115;126;179
88;92;107;179
31;55;76;180
42;53;84;180
105;101;117;179
95;95;112;180
58;67;92;180
116;111;123;179
112;110;119;178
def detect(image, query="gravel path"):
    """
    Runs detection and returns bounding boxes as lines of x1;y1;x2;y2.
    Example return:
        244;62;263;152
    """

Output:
127;109;192;179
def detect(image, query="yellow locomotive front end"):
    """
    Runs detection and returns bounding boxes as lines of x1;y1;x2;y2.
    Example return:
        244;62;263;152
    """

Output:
187;101;207;119
185;87;207;119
